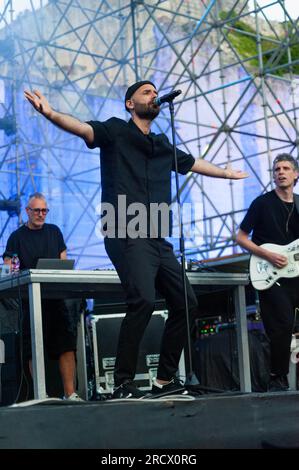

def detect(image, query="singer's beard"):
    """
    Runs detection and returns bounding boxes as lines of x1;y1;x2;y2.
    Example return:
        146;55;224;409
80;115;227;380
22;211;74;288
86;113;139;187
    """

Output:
134;102;160;120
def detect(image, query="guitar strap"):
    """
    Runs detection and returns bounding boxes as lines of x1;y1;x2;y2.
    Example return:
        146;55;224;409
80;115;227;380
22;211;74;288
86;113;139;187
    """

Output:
294;194;299;215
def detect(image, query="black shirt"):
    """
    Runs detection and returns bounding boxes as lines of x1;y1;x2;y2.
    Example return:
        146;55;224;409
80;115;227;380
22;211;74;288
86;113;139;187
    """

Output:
240;190;299;246
86;117;195;236
3;223;66;269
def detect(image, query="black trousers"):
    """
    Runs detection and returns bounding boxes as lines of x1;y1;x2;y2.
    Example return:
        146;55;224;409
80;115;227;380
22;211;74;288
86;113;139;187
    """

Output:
104;237;198;386
22;299;78;360
259;277;299;376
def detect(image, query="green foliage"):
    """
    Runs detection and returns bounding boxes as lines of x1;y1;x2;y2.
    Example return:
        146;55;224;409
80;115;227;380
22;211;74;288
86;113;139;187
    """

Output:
219;10;299;75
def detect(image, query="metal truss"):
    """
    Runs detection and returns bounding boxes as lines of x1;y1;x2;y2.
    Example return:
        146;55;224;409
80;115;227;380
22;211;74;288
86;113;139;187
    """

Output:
0;0;298;267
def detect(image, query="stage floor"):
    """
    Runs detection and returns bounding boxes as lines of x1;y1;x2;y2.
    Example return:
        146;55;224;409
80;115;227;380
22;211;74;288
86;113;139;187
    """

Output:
0;391;298;450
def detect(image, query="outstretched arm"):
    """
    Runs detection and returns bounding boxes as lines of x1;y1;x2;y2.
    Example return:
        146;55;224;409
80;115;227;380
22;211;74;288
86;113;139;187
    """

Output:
24;89;94;145
236;229;288;268
191;159;248;180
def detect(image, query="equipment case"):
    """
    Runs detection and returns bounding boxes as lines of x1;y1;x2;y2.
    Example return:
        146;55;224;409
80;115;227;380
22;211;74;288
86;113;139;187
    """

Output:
91;310;168;393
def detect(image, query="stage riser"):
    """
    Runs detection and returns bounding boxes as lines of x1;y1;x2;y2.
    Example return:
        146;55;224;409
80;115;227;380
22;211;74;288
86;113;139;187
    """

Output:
0;393;298;449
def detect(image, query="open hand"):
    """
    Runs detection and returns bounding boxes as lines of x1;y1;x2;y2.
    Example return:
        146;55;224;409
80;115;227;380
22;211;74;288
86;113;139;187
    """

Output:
224;163;249;180
24;89;52;118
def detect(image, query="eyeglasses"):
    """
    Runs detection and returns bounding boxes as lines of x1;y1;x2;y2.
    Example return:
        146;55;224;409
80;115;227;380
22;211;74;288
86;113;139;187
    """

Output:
27;207;49;215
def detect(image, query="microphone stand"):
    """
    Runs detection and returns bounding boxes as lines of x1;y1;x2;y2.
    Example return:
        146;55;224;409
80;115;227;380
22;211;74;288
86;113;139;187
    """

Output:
168;99;199;387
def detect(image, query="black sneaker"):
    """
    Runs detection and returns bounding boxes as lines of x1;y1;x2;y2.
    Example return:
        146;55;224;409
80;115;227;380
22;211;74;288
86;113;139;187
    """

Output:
151;377;188;397
112;382;148;399
268;374;290;392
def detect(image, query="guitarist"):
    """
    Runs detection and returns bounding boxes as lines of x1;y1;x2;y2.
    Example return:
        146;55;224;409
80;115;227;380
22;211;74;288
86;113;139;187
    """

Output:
237;153;299;392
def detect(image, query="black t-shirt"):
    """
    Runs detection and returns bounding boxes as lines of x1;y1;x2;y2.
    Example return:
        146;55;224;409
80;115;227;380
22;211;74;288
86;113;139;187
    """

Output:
3;223;66;269
86;117;195;236
240;190;299;246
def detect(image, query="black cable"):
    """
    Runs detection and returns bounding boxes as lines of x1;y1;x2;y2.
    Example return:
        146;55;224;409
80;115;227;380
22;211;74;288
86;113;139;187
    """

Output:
12;271;30;404
227;290;238;391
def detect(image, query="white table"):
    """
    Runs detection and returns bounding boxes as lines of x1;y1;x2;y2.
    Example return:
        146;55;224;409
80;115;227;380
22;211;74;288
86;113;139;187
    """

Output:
0;269;250;399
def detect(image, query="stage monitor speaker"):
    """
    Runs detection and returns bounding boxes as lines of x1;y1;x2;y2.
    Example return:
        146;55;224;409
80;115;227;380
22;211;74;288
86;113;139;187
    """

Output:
194;329;271;392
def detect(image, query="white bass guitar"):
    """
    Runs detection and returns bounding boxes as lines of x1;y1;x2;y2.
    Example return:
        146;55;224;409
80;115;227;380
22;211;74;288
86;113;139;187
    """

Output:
249;239;299;290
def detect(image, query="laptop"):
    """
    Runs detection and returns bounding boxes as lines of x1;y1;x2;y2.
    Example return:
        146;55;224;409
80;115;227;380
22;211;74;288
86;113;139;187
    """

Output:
36;259;75;270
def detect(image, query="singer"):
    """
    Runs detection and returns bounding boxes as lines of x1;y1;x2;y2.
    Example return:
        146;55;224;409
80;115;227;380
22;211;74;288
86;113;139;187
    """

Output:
24;80;248;399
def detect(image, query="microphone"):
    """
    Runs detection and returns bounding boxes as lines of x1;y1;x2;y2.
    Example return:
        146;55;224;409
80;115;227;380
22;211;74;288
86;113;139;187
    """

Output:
154;89;182;106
